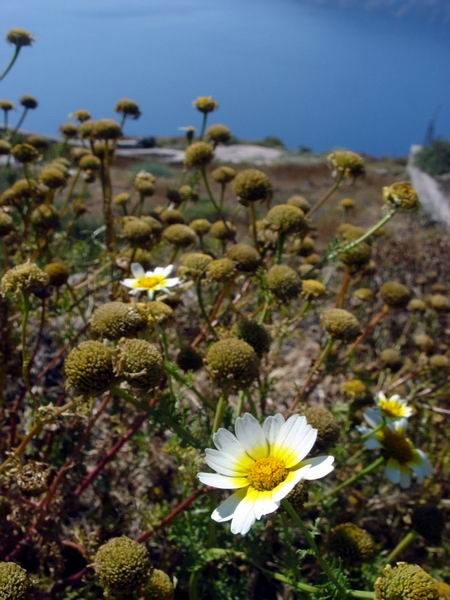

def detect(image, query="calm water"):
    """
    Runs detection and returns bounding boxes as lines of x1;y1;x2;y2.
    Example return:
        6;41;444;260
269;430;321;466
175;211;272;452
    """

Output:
2;0;450;155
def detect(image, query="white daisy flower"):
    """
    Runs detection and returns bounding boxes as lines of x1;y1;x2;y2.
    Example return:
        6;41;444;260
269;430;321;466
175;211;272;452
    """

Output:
374;391;412;421
359;419;432;489
197;413;335;536
121;263;181;299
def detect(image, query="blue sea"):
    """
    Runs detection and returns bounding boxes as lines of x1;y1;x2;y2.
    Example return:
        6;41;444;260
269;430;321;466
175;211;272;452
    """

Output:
1;0;450;156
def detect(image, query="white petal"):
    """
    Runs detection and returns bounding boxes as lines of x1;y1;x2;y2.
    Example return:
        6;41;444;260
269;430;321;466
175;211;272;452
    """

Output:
411;450;432;480
399;468;411;489
385;459;401;484
262;414;285;447
197;472;248;489
363;408;382;428
272;416;317;468
212;489;247;522
147;290;155;299
165;277;181;288
163;265;174;276
212;429;254;470
299;455;335;480
234;413;268;460
247;488;279;520
364;436;382;450
205;448;250;476
271;469;304;502
121;278;137;289
230;490;257;535
129;288;141;296
131;263;144;277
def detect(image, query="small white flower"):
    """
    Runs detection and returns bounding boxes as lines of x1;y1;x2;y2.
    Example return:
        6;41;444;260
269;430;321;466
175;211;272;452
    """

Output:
359;419;432;489
121;263;181;299
197;413;334;535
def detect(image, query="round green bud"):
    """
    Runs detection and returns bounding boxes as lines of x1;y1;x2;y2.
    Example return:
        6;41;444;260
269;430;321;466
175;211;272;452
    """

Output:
39;166;66;189
94;536;150;594
341;378;367;400
353;287;374;303
134;170;156;196
375;563;439;600
71;147;90;164
380;348;403;371
114;192;131;206
411;505;445;545
43;262;70;287
189;218;211;236
193;96;218;113
72;109;91;122
179;184;198;202
267;265;300;301
266;204;307;234
212;166;236;184
0;263;49;297
178;252;212;278
206;123;231;145
79;154;101;171
0;100;14;111
116;338;164;389
138;301;174;326
19;95;38;110
6;28;34;47
304;252;321;265
328;150;365;179
10;143;40;164
121;217;154;243
59;122;78;138
321;308;360;341
0;561;32;599
0;211;14;237
184;141;214;169
226;244;260;272
329;523;375;565
115;97;141;119
234;319;271;357
233;169;273;204
160;208;184;225
380;281;410;308
303;405;339;450
176;346;203;372
90;302;146;340
287;195;311;212
142;568;174;599
383;182;419;210
340;197;356;209
65;340;115;395
26;135;49;151
429;354;449;373
337;223;366;241
407;298;427;312
79;120;95;138
205;338;259;390
31;204;59;230
302;279;326;299
0;140;11;156
428;294;449;312
163;224;197;247
298;235;315;255
206;258;237;283
339;242;371;268
413;333;433;353
92;118;122;140
209;220;236;241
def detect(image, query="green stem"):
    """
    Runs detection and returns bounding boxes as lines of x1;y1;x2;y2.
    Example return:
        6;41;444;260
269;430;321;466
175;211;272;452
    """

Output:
9;107;28;143
384;530;417;565
324;456;384;499
200;167;232;237
235;390;245;418
212;393;227;432
66;283;88;326
196;279;218;339
20;292;32;405
0;46;20;82
308;173;344;217
275;231;285;264
199;112;208;139
249;202;259;250
283;500;349;598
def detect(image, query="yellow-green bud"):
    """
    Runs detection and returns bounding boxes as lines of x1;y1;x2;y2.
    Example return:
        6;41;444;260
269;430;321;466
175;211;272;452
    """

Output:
267;265;300;301
184;141;214;168
407;298;427;312
375;563;439;600
142;568;174;599
72;109;91;122
0;211;14;237
226;244;260;272
116;338;163;389
160;208;184;224
115;97;141;119
380;348;403;370
209;220;236;241
114;192;131;206
328;150;365;179
340;197;356;210
79;154;101;171
0;140;11;156
329;523;375;565
428;294;449;312
39;166;66;189
0;100;14;111
266;204;307;234
0;263;49;297
121;217;154;243
383;182;419;210
303;405;339;450
341;378;367;400
0;561;32;599
59;122;78;138
94;536;150;594
92;118;122;140
287;195;311;212
353;288;374;303
212;166;236;184
321;308;360;340
233;169;273;204
134;170;156;196
234;319;271;357
6;28;34;47
31;204;59;230
178;252;212;278
43;262;70;287
163;224;197;247
302;279;326;299
380;281;410;308
205;338;259;390
90;302;146;340
65;341;115;395
10;143;40;164
193;96;218;114
206;123;231;145
189;218;211;236
206;258;237;282
138;301;174;326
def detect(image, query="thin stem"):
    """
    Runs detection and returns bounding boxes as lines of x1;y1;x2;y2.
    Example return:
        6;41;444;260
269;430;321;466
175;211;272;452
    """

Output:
249;202;259;250
336;268;351;308
283;500;349;598
200;167;232;237
199;112;208;138
212;393;227;432
196;279;218;340
275;231;286;264
66;282;89;326
0;46;21;81
308;174;344;218
384;530;417;565
20;291;33;408
9;107;28;143
323;456;384;499
346;305;390;357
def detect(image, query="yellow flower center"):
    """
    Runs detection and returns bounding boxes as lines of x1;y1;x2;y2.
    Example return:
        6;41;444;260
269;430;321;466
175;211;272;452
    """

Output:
378;398;406;419
135;275;166;290
380;429;415;463
247;457;288;491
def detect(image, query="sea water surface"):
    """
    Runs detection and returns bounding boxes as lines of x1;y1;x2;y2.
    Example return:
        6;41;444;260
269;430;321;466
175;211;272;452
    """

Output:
1;0;450;155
